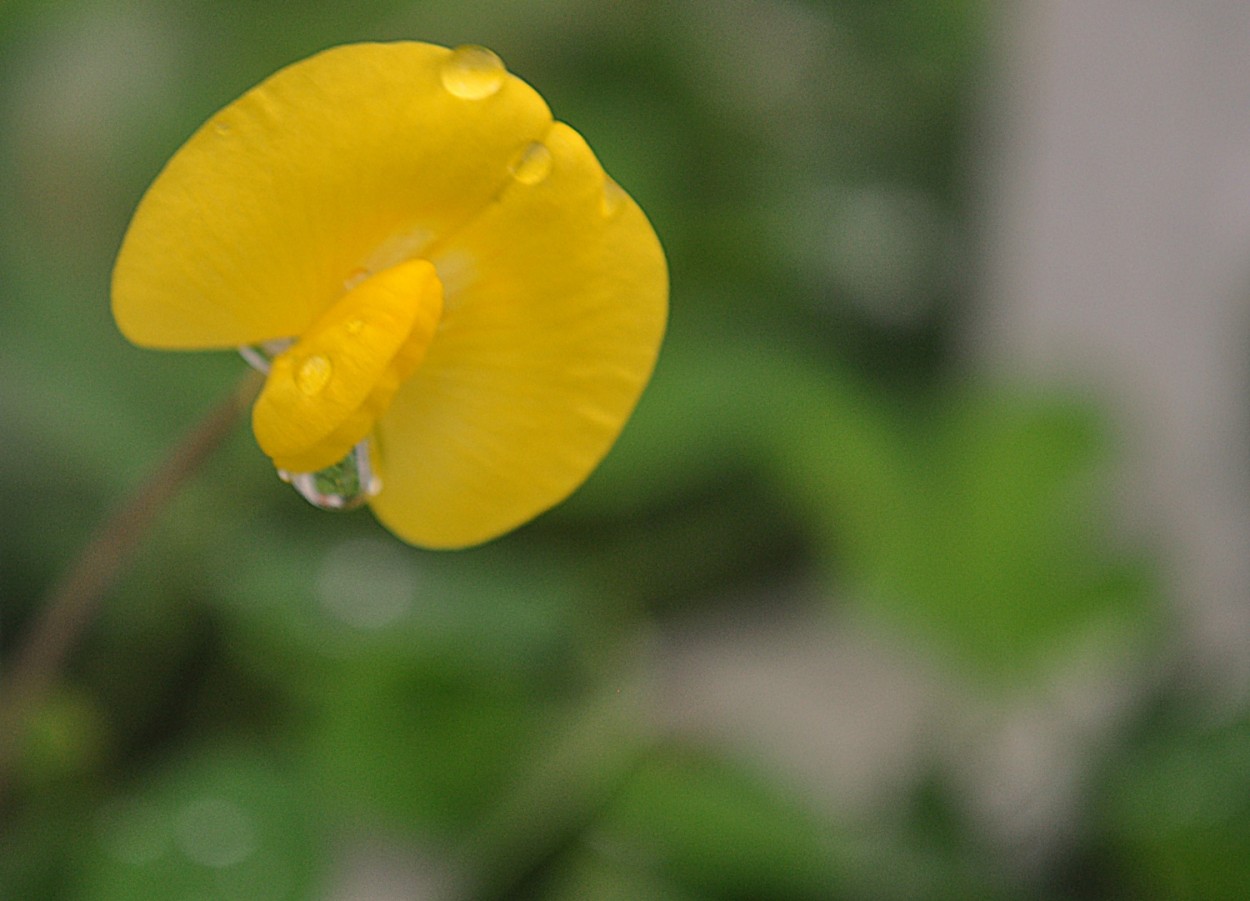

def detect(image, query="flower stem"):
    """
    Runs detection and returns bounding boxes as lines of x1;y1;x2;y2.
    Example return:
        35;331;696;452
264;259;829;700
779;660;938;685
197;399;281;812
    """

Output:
0;371;262;807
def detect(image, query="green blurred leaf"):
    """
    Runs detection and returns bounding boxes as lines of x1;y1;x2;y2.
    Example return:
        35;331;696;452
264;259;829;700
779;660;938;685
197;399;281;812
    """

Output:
458;675;653;899
11;686;109;789
202;523;588;685
0;790;96;900
303;662;549;830
72;746;323;901
778;385;1158;682
596;744;1022;901
1099;709;1250;899
537;844;697;901
600;746;850;900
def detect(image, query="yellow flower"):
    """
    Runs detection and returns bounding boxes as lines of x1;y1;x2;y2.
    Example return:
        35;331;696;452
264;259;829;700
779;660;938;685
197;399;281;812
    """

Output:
111;41;667;549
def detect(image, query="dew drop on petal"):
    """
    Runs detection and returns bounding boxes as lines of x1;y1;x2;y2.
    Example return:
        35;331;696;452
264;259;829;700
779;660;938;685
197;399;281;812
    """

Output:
284;440;377;511
601;178;627;216
343;267;370;291
440;45;506;100
508;141;553;186
345;316;364;335
295;354;332;396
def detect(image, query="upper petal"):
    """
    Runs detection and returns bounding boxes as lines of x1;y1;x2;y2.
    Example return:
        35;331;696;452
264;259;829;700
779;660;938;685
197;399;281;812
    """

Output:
369;122;668;548
111;42;552;349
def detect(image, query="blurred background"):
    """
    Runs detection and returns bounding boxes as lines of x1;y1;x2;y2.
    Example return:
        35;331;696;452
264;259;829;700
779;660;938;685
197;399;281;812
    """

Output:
3;0;1250;898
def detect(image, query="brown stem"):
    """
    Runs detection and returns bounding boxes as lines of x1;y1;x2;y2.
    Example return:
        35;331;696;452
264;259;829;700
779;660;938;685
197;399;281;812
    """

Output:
0;371;262;806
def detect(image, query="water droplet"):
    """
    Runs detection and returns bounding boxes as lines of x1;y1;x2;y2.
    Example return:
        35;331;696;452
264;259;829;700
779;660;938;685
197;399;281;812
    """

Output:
295;354;332;395
343;267;370;291
440;45;506;100
174;797;257;869
238;338;293;374
345;316;364;335
238;346;270;373
213;119;231;135
601;178;627;216
283;440;378;511
508;141;553;186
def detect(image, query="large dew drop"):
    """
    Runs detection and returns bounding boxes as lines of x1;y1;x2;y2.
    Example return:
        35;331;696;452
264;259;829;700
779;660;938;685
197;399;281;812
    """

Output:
440;45;506;100
508;141;553;186
240;343;381;511
601;177;627;216
295;354;332;396
279;440;381;512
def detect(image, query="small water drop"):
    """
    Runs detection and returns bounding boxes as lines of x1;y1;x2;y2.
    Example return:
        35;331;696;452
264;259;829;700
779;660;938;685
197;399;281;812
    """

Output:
213;119;231;135
508;141;553;186
238;338;293;374
601;178;627;216
440;45;506;100
345;316;364;335
284;440;377;511
343;267;370;291
239;346;270;373
295;354;332;396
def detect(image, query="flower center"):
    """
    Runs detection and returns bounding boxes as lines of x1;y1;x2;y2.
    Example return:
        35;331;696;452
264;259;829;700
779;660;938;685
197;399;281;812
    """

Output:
252;259;444;474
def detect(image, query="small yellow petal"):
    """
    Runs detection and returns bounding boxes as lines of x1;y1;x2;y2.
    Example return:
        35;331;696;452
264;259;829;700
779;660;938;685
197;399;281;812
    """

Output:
369;123;668;548
112;41;552;349
252;259;443;474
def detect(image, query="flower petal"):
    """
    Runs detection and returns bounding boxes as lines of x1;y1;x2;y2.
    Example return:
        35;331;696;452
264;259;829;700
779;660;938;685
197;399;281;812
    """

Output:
369;122;668;548
112;41;553;349
251;259;443;474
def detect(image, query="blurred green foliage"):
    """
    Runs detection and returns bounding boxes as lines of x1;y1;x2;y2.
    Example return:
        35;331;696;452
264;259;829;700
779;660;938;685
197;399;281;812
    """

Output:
1;1;1239;899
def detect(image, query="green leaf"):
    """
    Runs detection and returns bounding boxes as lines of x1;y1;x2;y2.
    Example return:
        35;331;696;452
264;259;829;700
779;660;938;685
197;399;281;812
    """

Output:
302;662;549;830
72;746;323;901
777;385;1158;683
601;746;849;900
1100;710;1250;899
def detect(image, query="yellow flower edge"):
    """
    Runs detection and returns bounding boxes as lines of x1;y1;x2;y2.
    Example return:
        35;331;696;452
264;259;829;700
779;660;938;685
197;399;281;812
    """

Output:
110;41;668;549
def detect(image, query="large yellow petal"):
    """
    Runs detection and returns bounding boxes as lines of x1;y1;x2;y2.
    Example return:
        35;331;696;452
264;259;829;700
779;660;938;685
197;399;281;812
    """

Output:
369;122;668;548
112;42;552;349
